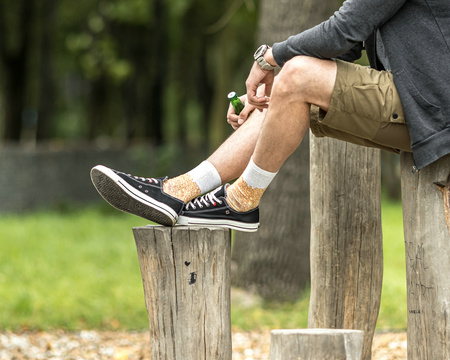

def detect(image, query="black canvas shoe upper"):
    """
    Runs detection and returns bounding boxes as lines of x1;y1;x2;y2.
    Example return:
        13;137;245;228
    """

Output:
114;170;184;213
90;165;184;226
178;185;260;230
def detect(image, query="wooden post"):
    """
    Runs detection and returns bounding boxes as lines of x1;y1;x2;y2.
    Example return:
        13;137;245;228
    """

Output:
308;126;383;360
400;152;450;359
133;226;232;360
269;329;364;360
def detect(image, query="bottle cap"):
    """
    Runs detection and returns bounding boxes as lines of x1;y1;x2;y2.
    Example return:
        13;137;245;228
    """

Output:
227;91;237;100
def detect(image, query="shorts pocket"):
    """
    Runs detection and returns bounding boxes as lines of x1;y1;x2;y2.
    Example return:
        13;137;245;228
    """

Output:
344;83;392;122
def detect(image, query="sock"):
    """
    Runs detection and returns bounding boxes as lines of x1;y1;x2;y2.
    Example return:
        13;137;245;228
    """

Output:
163;161;222;203
187;160;222;194
226;157;278;212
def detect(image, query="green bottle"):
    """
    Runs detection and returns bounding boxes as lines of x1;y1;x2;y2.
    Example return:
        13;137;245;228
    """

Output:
227;91;245;115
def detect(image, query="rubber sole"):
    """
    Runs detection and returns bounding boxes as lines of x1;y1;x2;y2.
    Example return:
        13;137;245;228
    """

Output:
177;215;259;232
90;166;177;226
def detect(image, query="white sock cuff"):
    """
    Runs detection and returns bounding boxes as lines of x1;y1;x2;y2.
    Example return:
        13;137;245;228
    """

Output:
242;157;278;189
187;161;222;194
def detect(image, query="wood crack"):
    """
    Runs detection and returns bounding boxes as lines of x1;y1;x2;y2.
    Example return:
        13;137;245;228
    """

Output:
434;172;450;235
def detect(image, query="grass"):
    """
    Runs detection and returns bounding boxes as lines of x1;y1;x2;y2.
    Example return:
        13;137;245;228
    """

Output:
0;200;407;331
0;205;150;330
377;199;408;329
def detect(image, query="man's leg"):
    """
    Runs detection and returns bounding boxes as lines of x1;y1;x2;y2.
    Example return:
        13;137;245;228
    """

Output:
91;56;337;229
163;108;266;202
90;108;265;225
255;56;336;171
178;57;338;230
225;56;337;211
208;109;267;182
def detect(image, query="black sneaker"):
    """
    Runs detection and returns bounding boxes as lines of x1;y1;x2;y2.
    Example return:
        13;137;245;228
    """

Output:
177;185;260;232
90;165;184;226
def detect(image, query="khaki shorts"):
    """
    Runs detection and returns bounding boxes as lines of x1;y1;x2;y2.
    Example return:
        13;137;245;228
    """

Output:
310;59;412;153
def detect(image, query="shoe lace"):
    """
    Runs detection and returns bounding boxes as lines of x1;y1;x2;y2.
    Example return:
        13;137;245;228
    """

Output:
128;174;159;183
185;187;223;210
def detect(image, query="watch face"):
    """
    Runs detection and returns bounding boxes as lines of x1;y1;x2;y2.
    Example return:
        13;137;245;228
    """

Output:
254;45;268;59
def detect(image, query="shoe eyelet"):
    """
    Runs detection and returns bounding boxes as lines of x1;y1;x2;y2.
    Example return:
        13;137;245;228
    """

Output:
225;210;230;215
139;185;142;189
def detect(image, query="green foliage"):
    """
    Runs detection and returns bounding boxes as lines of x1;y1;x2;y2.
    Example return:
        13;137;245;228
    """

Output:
0;0;260;144
231;288;310;331
0;200;407;331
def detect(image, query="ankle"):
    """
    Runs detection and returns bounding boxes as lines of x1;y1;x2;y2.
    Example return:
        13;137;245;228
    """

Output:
226;178;265;212
163;174;201;203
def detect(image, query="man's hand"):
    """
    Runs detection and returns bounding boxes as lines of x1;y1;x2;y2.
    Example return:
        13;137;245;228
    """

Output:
245;62;274;110
227;94;256;130
246;46;278;109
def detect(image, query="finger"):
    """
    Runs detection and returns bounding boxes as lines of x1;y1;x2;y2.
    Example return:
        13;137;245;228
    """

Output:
238;107;251;122
246;84;260;105
227;116;239;126
226;103;235;117
227;113;239;123
228;119;240;130
247;94;270;107
245;63;268;104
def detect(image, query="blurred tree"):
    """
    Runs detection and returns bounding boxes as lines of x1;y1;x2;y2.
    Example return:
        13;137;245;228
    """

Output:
36;0;57;140
0;0;259;147
381;151;401;200
0;0;35;141
232;0;341;302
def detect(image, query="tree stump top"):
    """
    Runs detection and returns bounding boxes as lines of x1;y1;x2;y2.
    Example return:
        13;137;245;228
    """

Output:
271;329;365;336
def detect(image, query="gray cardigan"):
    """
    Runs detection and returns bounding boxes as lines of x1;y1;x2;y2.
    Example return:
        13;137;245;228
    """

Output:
272;0;450;169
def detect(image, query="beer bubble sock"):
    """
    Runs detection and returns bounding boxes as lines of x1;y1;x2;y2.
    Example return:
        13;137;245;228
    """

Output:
226;156;278;212
163;161;222;203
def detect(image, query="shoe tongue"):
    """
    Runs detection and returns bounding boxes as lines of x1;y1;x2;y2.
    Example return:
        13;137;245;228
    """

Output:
215;184;228;198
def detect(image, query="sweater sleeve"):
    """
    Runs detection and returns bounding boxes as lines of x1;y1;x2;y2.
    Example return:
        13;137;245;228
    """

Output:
336;42;364;63
272;0;407;67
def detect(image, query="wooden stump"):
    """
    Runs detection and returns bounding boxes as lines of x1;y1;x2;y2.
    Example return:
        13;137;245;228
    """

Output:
309;131;383;360
133;226;232;360
269;329;364;360
400;152;450;359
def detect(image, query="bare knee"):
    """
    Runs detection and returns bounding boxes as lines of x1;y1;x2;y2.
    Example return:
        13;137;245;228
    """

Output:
273;56;336;107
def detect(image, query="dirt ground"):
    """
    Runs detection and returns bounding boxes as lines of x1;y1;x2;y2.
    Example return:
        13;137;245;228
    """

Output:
0;330;406;359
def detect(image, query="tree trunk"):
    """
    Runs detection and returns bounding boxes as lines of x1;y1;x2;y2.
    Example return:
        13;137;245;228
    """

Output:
232;0;340;302
36;0;56;141
133;226;232;360
0;0;34;141
87;75;110;140
400;152;450;359
308;115;383;359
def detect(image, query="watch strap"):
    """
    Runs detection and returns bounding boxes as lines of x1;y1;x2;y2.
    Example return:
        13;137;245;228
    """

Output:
254;45;278;71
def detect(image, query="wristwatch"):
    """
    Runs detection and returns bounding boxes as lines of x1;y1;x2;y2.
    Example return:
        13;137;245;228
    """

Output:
254;44;278;71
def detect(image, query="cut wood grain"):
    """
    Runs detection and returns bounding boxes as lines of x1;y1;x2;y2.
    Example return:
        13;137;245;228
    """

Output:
400;152;450;359
308;116;383;360
133;226;232;360
269;329;364;360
